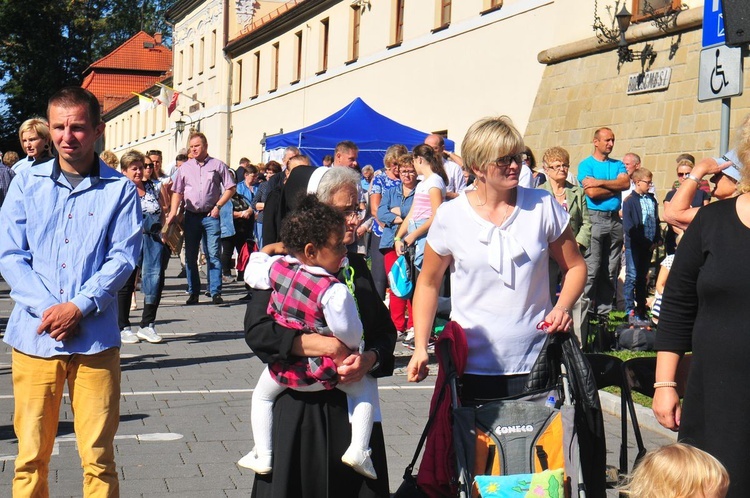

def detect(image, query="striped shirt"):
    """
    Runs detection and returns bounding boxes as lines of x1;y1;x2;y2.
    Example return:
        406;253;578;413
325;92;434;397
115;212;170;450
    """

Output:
410;173;446;221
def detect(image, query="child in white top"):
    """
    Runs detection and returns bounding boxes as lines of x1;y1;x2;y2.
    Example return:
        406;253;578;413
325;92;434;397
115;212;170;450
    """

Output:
238;195;379;480
394;144;447;268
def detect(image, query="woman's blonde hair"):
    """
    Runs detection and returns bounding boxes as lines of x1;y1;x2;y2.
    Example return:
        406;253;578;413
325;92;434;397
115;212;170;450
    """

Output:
18;118;51;148
383;144;408;168
461;116;524;175
120;150;145;172
735;113;750;194
100;150;119;169
542;146;570;167
619;443;728;498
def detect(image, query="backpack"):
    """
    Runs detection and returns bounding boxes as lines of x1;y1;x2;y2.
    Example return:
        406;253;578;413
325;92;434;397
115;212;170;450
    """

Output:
451;392;573;498
616;325;655;351
388;254;413;298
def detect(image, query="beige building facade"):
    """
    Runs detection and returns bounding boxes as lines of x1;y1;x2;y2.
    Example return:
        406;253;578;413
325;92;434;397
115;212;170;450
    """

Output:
526;5;750;200
104;0;595;167
102;0;749;204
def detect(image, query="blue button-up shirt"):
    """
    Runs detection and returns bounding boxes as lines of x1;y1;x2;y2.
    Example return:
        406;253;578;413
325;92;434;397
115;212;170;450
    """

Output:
0;157;142;357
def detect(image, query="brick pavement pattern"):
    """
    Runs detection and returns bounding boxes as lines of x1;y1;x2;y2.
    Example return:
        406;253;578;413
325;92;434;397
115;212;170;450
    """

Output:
0;257;673;497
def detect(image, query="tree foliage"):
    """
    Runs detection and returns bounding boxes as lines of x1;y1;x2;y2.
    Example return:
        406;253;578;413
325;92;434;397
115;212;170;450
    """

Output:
0;0;172;151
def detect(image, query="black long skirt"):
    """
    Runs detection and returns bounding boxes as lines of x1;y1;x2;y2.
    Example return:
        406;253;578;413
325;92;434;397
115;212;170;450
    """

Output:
251;387;390;498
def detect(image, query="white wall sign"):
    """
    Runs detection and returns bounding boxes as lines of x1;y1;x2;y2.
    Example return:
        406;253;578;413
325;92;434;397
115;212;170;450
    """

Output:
698;45;743;102
626;68;672;95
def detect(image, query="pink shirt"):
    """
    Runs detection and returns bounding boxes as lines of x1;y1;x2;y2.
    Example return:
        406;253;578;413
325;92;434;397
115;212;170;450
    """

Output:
171;156;236;213
410;174;446;221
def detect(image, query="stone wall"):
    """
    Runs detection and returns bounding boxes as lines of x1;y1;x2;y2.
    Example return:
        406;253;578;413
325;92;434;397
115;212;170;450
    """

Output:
524;26;750;200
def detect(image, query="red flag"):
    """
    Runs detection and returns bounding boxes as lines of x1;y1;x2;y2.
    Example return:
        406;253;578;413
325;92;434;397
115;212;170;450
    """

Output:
167;91;180;117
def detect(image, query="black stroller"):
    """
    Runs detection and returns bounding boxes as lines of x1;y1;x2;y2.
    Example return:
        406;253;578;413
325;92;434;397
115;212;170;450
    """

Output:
398;329;607;498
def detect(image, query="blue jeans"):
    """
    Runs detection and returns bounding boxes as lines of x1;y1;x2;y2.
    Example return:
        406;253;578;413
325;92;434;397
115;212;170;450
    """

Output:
624;245;652;317
408;218;427;270
141;212;168;305
254;222;264;250
184;212;222;296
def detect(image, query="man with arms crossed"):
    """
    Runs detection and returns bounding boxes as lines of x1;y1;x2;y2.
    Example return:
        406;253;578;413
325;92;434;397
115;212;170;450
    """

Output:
578;127;630;317
0;87;142;497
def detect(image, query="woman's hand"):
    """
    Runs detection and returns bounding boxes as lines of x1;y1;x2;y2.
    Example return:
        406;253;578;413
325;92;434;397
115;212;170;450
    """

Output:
337;350;376;384
394;239;405;255
653;387;681;431
542;307;572;333
692;158;731;179
406;349;430;382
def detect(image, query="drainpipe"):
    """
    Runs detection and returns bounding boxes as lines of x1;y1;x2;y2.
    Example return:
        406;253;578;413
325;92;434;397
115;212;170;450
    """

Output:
224;0;233;168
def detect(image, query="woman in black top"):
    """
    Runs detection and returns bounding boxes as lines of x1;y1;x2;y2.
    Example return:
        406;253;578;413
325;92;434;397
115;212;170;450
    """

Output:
245;166;397;497
654;124;750;498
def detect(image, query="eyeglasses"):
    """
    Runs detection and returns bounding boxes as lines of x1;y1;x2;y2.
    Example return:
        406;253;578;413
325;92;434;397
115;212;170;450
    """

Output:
399;170;417;176
341;210;360;221
638;180;654;186
546;164;570;171
488;154;524;169
143;165;154;169
677;172;690;177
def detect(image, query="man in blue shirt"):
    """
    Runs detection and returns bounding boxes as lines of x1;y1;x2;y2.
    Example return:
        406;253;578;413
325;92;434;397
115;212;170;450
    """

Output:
577;127;630;317
0;87;142;497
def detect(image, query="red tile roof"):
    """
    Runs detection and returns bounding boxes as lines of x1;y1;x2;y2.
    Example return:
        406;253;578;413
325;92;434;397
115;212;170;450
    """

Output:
85;31;172;73
82;31;172;113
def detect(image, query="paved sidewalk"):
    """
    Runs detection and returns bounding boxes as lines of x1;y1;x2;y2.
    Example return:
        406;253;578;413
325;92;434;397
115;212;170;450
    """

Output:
0;259;674;497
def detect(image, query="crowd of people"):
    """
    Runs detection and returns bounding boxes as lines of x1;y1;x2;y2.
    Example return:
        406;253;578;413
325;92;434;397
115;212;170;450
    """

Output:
1;85;749;498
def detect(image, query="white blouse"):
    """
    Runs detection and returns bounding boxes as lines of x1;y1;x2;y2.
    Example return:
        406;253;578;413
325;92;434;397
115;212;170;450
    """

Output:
427;188;570;375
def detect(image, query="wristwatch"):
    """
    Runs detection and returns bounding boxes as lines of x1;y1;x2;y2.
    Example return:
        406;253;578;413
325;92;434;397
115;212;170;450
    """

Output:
367;349;381;373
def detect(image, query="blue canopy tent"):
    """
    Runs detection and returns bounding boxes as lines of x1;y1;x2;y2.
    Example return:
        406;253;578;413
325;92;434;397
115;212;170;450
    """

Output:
263;97;454;168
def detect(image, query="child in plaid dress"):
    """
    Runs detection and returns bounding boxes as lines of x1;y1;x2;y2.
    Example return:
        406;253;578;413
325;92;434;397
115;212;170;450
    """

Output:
239;195;379;480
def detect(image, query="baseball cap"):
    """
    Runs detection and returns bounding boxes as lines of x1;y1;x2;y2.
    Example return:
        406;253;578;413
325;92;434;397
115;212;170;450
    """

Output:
714;149;743;183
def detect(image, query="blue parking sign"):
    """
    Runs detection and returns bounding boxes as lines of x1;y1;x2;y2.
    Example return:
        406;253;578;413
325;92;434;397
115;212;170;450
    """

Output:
703;0;725;47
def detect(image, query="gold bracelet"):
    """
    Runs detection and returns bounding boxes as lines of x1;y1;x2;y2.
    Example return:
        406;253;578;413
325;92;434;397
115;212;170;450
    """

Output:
653;381;678;389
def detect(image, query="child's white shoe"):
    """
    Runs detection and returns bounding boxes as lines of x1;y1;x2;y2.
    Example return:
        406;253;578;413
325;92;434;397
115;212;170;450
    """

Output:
238;447;273;474
341;446;377;480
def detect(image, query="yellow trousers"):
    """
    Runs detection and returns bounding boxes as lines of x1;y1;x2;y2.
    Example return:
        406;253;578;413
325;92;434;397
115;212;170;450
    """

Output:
12;347;121;498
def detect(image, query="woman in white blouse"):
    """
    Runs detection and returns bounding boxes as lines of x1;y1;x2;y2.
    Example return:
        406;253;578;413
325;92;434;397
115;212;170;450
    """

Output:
406;116;587;402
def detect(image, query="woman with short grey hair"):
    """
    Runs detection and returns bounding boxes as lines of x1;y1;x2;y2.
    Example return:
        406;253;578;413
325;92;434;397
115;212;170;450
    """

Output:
244;165;397;497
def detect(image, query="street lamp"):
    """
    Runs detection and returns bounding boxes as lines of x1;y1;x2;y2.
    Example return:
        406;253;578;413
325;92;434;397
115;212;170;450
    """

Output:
593;0;677;67
174;112;193;134
614;4;656;65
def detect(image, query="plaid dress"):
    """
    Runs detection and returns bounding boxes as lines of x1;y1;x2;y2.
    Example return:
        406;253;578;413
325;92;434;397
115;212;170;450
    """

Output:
267;258;341;389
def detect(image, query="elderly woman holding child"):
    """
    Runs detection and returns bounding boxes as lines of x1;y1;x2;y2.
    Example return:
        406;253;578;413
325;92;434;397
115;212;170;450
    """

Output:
244;166;397;497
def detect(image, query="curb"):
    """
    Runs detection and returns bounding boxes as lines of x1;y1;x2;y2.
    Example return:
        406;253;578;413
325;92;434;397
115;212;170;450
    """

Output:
598;390;678;441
